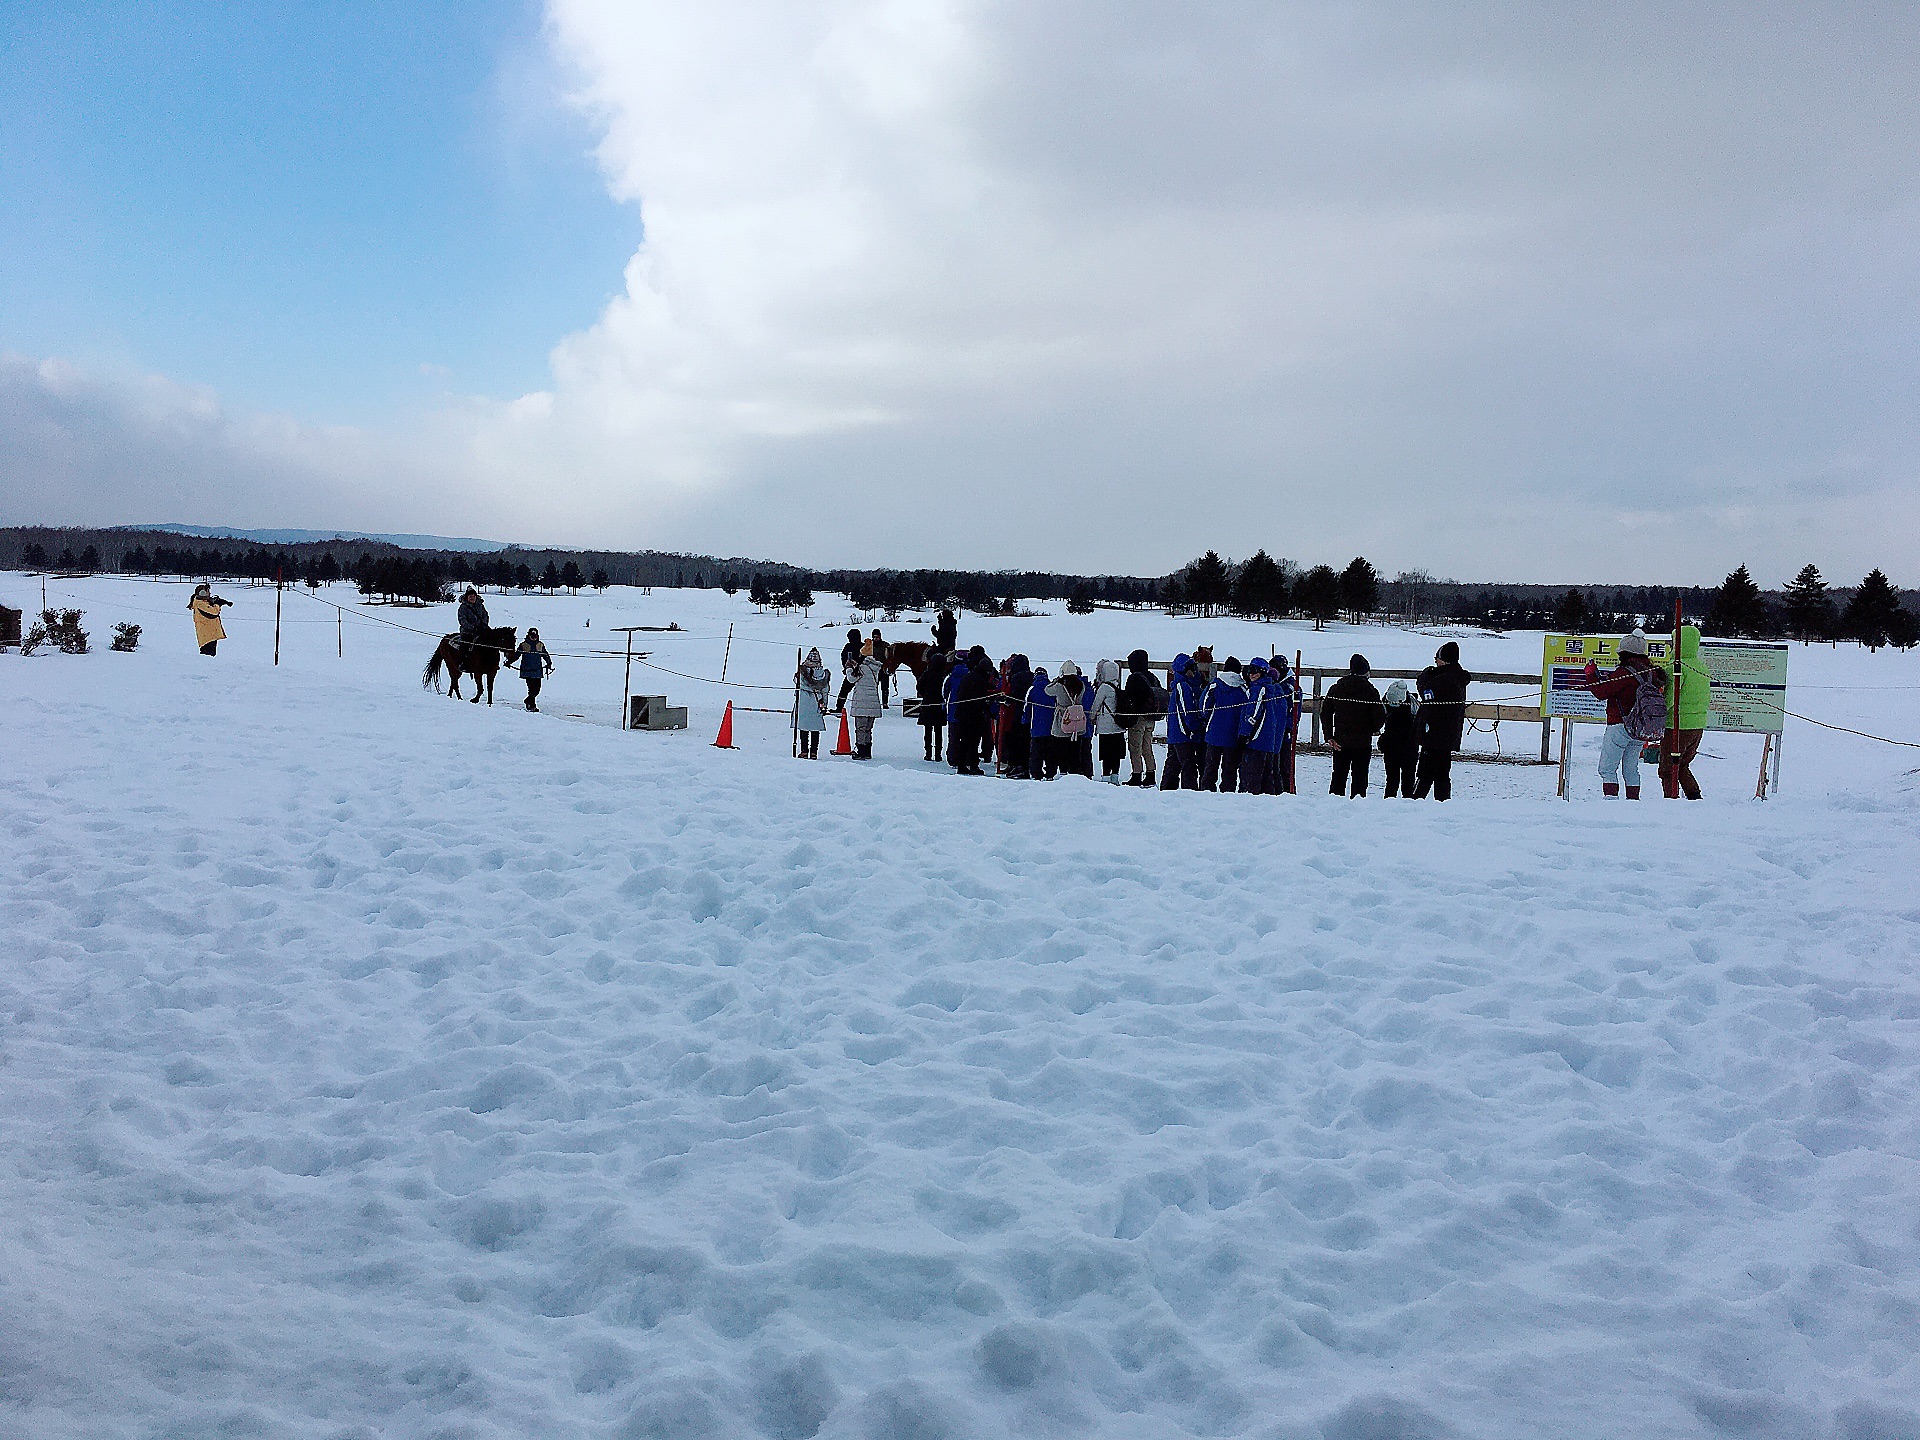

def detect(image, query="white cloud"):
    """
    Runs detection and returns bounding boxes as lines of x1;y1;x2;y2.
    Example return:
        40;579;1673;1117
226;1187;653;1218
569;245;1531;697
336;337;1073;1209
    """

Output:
6;3;1919;583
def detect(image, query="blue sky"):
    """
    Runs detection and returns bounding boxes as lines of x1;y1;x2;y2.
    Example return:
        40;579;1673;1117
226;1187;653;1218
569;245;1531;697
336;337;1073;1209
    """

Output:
0;0;636;421
2;4;1916;581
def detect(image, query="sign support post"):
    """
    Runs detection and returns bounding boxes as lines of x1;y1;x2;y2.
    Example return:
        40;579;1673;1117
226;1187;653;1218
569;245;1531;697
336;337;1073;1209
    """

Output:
1557;717;1572;799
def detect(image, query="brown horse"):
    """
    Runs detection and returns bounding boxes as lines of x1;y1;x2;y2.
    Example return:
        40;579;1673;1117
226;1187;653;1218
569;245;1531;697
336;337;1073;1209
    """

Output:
423;627;517;705
880;640;936;683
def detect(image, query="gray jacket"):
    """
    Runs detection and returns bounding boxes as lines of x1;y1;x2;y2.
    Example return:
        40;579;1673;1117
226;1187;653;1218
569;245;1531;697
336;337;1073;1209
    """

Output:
847;657;885;719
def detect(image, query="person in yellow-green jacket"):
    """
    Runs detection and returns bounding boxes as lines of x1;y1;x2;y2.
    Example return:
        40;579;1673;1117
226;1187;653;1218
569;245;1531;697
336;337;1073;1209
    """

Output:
1662;624;1708;799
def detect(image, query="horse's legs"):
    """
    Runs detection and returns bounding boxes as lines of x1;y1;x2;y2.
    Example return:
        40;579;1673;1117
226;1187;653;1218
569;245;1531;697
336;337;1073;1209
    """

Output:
484;668;493;705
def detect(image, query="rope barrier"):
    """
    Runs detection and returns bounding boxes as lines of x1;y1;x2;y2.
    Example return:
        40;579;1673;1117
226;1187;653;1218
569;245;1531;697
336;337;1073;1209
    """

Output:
23;578;1920;748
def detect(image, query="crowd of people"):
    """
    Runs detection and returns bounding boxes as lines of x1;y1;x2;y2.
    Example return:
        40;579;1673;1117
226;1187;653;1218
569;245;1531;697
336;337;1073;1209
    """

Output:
792;617;1484;800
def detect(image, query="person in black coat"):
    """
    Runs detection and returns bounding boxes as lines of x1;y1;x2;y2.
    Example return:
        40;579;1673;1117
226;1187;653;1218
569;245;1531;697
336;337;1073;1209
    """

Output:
834;627;865;712
1120;649;1162;786
952;644;997;775
1378;680;1418;798
916;651;949;761
1322;653;1383;798
932;608;958;654
1414;641;1472;801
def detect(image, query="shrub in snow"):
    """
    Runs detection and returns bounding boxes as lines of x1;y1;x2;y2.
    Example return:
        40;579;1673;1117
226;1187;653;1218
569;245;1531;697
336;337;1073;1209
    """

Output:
110;622;142;652
20;609;89;655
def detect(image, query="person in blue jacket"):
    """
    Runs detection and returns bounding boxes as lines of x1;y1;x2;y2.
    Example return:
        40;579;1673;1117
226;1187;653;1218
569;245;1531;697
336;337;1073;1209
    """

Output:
942;652;968;769
1268;655;1301;793
1199;657;1250;792
1024;667;1056;779
1159;653;1204;791
1228;660;1274;794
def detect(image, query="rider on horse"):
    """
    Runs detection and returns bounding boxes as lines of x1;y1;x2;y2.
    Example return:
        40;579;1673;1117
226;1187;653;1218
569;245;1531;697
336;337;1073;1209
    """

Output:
457;587;491;656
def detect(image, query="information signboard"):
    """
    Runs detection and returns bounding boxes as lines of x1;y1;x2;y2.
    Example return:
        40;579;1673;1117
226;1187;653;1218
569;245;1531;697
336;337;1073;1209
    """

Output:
1541;634;1673;720
1697;639;1788;733
1541;633;1786;732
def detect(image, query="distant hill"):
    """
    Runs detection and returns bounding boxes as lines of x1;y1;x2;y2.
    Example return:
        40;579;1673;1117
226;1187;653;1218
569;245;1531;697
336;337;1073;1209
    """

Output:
131;524;508;553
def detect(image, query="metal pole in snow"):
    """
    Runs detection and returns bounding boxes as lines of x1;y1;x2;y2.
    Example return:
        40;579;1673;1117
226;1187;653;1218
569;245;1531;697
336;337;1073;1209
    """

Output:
720;623;734;683
622;631;633;730
274;568;283;666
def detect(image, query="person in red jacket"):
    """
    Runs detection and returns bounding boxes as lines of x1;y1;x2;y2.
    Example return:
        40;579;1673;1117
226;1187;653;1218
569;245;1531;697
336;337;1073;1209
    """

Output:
1583;632;1660;798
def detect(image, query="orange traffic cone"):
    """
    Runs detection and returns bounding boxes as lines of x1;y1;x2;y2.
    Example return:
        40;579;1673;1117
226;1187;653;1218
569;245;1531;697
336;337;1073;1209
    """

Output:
712;701;738;749
832;710;853;756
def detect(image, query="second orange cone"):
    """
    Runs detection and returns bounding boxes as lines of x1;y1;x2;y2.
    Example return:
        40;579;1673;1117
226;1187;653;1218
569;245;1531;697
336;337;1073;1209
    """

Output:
832;710;853;756
711;701;738;749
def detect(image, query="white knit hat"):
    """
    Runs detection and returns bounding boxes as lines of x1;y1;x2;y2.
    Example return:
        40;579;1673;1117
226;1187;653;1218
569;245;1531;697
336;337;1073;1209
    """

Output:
1058;660;1080;677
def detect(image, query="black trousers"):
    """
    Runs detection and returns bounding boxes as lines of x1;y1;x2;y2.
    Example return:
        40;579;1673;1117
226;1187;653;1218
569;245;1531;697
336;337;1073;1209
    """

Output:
523;675;542;709
1382;747;1416;797
1238;749;1277;795
1053;735;1091;778
922;720;943;760
952;722;982;773
1201;742;1243;792
1098;733;1125;777
1002;725;1028;776
799;730;820;758
1413;745;1453;801
1330;747;1371;797
1160;741;1202;790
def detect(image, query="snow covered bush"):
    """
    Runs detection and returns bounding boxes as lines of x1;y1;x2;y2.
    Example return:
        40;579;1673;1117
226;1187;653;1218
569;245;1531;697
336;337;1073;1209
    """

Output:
20;608;88;655
109;622;141;652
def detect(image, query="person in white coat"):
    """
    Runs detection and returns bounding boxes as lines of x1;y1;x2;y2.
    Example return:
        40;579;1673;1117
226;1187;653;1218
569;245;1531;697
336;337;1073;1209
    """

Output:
1091;659;1125;783
846;652;886;759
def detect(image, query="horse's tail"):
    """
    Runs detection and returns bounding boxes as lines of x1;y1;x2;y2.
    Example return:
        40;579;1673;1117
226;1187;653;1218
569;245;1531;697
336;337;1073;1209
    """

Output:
423;640;446;692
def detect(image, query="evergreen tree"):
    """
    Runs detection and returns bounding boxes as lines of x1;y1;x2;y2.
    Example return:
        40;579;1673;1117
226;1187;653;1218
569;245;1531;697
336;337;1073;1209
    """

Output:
21;543;46;567
1185;551;1231;616
1840;569;1904;650
318;553;340;583
1707;565;1770;637
1552;587;1592;632
1782;564;1834;641
591;568;609;591
1887;606;1918;651
1296;565;1341;630
1066;581;1095;614
560;560;584;593
1231;550;1288;620
1337;557;1380;621
80;545;100;571
540;560;562;592
515;563;534;591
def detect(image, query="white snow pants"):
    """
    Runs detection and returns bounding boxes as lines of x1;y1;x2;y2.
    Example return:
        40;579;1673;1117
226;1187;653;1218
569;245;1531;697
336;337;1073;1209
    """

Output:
1597;723;1641;788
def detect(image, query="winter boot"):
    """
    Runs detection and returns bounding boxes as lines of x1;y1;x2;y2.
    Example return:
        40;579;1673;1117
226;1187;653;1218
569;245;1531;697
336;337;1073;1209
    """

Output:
1624;786;1641;799
1602;783;1619;798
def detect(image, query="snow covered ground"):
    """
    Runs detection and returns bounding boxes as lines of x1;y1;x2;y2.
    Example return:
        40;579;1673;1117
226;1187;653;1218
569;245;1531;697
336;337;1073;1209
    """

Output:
4;575;1919;1439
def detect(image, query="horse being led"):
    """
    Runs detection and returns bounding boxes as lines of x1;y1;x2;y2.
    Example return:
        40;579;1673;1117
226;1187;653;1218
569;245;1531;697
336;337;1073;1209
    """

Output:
423;627;517;705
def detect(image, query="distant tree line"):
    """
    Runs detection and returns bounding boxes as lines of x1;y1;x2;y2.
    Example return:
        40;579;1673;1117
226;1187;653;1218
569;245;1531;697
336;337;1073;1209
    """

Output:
3;526;1912;648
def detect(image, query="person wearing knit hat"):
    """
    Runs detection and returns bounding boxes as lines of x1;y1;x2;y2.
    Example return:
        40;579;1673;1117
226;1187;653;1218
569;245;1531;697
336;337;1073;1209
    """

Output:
1414;641;1473;800
1582;631;1661;798
1323;653;1383;798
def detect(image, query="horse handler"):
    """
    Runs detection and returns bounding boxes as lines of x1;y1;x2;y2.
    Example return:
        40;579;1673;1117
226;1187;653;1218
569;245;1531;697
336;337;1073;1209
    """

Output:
188;583;231;655
515;629;553;711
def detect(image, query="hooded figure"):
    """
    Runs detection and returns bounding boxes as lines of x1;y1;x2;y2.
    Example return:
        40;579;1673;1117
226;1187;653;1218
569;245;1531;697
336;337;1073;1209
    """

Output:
1379;679;1418;797
1415;640;1473;801
796;647;833;758
1323;654;1383;798
188;583;231;655
835;627;865;712
1160;654;1205;790
1091;659;1126;782
1235;658;1281;794
515;628;553;711
942;652;969;766
999;653;1034;776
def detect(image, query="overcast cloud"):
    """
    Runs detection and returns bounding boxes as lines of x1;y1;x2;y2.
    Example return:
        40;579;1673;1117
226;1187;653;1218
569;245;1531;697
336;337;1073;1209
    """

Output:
7;1;1918;583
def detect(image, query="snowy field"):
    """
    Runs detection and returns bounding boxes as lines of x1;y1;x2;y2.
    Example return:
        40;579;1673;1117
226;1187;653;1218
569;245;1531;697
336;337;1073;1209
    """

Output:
4;574;1919;1440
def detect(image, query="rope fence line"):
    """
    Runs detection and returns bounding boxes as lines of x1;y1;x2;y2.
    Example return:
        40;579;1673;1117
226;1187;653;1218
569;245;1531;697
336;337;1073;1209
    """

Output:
21;579;1920;748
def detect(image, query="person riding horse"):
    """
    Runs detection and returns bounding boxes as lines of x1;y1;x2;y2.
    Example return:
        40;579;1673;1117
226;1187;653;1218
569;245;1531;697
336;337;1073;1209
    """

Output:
457;588;491;658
